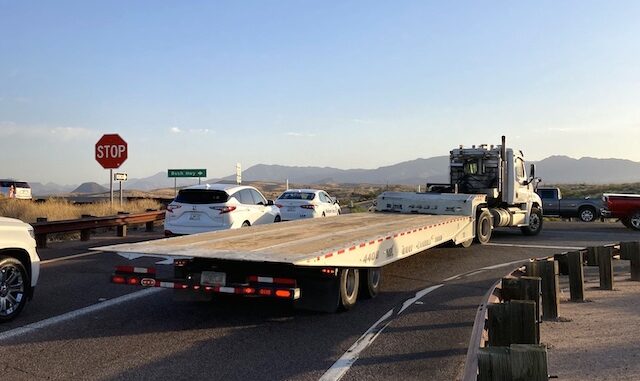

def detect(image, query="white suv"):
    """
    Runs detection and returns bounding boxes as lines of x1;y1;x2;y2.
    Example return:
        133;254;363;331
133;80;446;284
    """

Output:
164;184;281;236
0;217;40;322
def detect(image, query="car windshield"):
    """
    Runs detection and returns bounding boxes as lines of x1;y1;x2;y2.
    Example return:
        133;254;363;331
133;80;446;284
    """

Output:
278;192;316;200
175;189;229;204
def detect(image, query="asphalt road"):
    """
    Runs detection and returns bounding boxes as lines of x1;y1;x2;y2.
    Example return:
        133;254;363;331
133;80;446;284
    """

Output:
0;221;637;380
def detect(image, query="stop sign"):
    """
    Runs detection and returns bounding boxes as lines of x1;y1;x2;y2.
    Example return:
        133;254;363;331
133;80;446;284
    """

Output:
95;134;128;169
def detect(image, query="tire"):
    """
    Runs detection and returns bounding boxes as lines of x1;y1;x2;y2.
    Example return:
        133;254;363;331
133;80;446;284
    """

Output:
338;268;359;311
475;210;492;244
459;239;473;248
241;221;250;227
578;206;597;223
0;256;29;322
274;215;281;223
629;211;640;231
521;207;543;236
359;268;381;299
622;217;633;229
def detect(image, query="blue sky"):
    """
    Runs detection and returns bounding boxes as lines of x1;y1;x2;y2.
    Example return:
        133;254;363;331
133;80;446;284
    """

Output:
1;1;639;184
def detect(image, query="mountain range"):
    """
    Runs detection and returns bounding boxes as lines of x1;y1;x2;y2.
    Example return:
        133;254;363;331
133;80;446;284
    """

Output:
30;155;640;196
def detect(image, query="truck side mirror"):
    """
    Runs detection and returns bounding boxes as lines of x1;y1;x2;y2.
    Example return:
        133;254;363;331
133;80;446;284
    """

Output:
529;164;535;179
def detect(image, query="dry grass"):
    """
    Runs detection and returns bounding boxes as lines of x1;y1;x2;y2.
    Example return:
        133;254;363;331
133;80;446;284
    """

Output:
0;198;162;223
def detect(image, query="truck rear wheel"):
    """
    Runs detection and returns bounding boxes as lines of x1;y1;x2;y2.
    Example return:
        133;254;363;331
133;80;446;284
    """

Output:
475;210;492;244
578;206;596;222
521;207;543;236
0;256;28;322
339;268;359;310
359;268;381;299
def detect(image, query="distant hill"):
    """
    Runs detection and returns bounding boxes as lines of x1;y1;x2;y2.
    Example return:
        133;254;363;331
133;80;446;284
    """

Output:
28;155;640;195
222;156;451;185
534;156;640;184
72;182;109;194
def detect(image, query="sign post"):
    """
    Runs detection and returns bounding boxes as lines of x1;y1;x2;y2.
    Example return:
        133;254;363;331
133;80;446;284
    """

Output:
236;162;242;185
114;173;128;207
95;134;128;206
168;169;207;196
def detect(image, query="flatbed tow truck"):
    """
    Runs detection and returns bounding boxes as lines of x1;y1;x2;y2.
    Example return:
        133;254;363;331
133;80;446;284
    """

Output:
94;137;541;312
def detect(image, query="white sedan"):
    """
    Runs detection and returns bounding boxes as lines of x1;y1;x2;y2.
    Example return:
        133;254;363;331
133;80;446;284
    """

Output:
276;189;341;221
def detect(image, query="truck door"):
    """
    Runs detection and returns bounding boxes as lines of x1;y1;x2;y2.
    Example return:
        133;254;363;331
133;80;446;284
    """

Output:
512;157;530;204
539;188;560;216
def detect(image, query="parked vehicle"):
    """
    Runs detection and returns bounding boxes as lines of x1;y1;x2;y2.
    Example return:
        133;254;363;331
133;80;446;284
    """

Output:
0;179;32;200
276;189;341;221
536;187;602;222
0;216;40;321
96;136;542;313
164;184;280;236
601;193;640;230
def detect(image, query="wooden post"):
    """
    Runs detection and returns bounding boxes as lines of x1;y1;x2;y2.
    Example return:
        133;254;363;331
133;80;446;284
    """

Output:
509;344;549;381
596;246;614;290
585;247;598;266
478;346;510;381
478;345;548;381
620;241;640;260
500;276;541;342
488;301;537;346
554;253;569;275
567;250;585;301
117;225;127;237
631;251;640;282
526;260;559;320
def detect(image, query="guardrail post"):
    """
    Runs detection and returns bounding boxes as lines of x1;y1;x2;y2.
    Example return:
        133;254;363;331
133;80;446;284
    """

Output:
117;224;127;237
567;250;585;301
478;344;548;381
620;242;640;281
585;247;598;266
80;229;91;241
526;260;559;320
35;217;48;248
145;221;155;232
553;253;569;275
500;276;541;343
596;246;614;290
488;300;537;346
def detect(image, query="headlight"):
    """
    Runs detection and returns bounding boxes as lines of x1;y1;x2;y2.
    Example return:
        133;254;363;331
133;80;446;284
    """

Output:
28;227;35;239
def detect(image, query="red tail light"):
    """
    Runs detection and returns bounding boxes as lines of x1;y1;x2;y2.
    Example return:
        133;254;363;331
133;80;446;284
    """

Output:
276;204;284;208
300;204;316;210
212;206;236;214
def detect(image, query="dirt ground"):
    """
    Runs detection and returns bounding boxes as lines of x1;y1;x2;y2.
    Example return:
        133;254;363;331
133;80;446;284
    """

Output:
541;264;640;380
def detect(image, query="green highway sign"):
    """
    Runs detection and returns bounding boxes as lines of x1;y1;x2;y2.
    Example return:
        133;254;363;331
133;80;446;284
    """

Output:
168;169;207;178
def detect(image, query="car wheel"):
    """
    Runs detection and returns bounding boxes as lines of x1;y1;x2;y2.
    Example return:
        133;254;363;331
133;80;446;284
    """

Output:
630;211;640;231
274;215;281;223
578;206;596;222
521;207;543;236
0;256;28;322
622;217;633;229
241;221;250;228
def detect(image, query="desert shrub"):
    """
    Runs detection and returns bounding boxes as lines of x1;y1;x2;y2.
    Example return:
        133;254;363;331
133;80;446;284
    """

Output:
0;198;163;223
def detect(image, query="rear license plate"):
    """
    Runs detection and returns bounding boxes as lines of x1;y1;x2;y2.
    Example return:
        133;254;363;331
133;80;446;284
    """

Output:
201;271;226;286
287;207;296;212
189;213;201;221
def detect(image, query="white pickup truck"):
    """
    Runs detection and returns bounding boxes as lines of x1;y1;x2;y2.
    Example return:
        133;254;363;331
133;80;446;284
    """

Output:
0;217;40;321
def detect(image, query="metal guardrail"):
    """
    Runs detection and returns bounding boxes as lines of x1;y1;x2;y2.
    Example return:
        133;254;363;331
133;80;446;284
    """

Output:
32;210;165;248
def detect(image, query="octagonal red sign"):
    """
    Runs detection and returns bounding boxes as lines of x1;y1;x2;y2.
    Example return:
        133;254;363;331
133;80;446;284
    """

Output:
95;134;128;169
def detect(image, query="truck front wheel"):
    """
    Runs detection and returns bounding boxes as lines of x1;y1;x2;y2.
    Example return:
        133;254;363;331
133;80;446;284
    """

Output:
0;256;28;322
521;207;543;236
339;268;359;310
475;210;492;244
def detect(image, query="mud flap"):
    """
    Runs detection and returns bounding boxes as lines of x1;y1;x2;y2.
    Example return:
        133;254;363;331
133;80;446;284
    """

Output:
294;277;340;313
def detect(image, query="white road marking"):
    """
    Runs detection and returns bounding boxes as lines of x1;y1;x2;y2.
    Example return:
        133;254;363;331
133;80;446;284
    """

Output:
485;243;583;250
41;251;99;265
320;284;443;381
0;288;163;342
480;259;528;271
